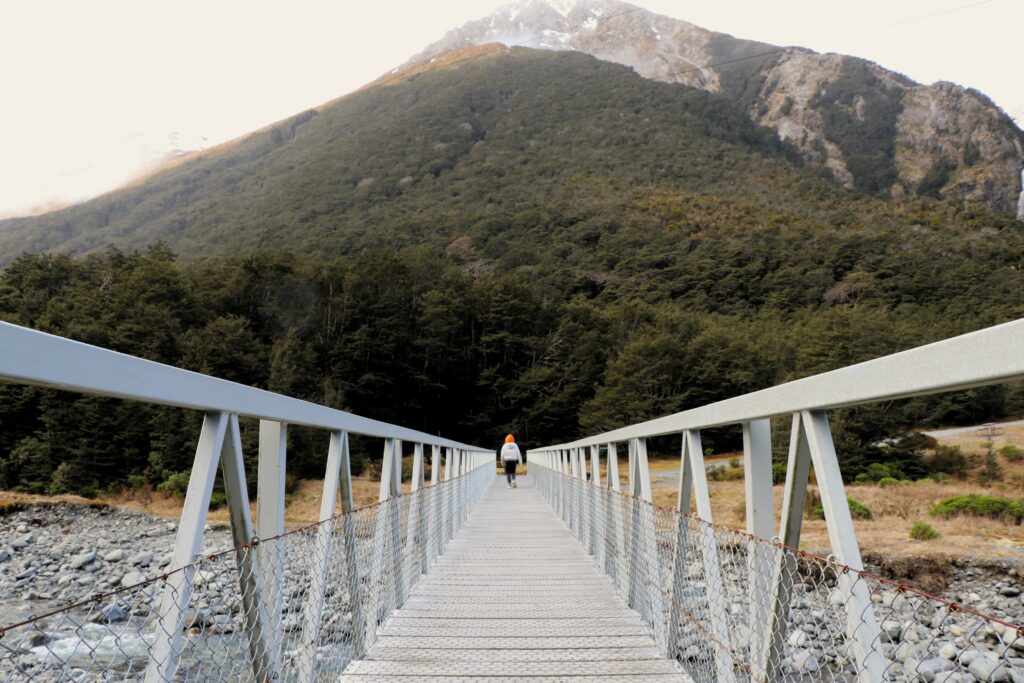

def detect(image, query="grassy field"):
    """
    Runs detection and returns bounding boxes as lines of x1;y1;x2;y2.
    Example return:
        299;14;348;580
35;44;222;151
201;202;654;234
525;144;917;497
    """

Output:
638;425;1024;562
3;429;1024;562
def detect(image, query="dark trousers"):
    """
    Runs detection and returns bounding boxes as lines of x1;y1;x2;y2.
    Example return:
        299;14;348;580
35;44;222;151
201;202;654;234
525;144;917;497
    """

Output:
503;460;517;484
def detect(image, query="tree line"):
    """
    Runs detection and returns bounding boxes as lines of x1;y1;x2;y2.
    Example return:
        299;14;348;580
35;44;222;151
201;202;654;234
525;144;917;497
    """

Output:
0;243;1020;497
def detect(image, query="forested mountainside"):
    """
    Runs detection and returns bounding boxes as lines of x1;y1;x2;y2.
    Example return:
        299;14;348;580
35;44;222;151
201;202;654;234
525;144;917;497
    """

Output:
0;47;1018;263
1;221;1021;495
1;47;1023;497
416;0;1024;213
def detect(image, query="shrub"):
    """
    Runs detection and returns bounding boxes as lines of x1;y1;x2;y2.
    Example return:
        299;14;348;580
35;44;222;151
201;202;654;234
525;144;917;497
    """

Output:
928;445;967;477
909;521;940;540
720;467;745;481
877;477;902;488
157;471;192;498
125;473;148;491
1001;445;1023;462
728;457;741;469
854;462;903;484
980;440;1004;484
208;491;227;509
812;496;873;520
50;462;99;498
708;466;743;481
848;497;874;520
772;462;787;484
931;494;1024;523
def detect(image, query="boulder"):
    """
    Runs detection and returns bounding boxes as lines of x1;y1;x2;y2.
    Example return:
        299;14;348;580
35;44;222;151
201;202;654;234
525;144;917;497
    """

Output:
68;550;96;570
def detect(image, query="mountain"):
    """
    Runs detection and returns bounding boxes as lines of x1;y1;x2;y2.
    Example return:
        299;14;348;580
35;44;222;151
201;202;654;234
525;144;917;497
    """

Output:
3;43;1024;497
0;45;1020;265
413;0;1024;214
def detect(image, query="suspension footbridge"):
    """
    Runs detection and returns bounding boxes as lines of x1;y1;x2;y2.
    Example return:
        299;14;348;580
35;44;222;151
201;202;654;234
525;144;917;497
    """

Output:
1;319;1024;682
342;480;688;682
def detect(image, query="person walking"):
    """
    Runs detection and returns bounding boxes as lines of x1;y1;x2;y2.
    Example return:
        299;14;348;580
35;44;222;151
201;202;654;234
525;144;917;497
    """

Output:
501;434;522;488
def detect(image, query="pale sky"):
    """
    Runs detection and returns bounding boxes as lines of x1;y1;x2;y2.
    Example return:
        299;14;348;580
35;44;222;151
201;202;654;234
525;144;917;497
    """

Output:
0;0;1020;218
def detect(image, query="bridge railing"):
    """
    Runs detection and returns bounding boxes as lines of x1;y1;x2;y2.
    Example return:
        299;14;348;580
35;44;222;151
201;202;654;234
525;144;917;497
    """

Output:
528;319;1024;682
0;322;494;681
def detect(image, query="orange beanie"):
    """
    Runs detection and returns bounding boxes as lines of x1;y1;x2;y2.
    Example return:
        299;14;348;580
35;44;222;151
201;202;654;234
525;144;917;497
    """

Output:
505;434;515;443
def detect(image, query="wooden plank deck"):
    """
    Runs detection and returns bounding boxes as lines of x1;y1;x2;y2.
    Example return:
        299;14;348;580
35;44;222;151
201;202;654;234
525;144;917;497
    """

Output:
339;475;690;682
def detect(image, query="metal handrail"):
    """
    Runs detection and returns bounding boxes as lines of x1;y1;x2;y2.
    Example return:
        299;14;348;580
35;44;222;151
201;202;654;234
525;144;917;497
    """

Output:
530;318;1024;451
0;320;490;452
526;318;1024;683
0;320;495;683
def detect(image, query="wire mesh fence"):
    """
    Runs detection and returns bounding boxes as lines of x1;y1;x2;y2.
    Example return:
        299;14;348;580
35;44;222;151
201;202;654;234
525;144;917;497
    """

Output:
0;465;492;682
532;465;1024;683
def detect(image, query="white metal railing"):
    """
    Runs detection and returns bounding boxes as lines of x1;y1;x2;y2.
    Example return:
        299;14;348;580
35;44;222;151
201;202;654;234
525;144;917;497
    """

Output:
528;318;1024;682
0;321;494;682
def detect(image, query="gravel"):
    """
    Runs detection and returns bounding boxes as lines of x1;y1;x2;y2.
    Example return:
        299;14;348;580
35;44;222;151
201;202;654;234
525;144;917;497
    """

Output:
3;501;1024;681
0;503;232;627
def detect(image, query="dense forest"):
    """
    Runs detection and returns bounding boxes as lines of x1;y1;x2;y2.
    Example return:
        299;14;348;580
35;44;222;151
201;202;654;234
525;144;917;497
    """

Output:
0;233;1021;496
1;48;1023;497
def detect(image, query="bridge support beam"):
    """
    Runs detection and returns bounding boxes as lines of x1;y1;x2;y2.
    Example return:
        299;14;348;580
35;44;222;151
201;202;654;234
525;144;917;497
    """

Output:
589;445;600;559
146;413;226;683
408;443;427;577
429;445;442;564
626;439;664;650
221;415;276;683
368;438;404;649
256;419;287;677
762;412;811;680
668;430;735;683
742;419;774;672
802;410;885;682
297;430;362;680
605;443;625;585
146;412;273;683
762;411;883;682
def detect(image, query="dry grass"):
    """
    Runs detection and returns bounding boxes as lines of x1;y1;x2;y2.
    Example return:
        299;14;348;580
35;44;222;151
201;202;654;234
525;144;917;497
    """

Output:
1;461;510;532
6;428;1024;562
932;424;1024;453
625;428;1024;562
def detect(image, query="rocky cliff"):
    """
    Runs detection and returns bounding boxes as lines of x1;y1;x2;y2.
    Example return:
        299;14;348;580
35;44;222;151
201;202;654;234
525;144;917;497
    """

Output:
413;0;1024;213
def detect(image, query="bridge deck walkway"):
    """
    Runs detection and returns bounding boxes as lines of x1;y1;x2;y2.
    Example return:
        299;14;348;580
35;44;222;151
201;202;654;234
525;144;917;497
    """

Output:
339;475;688;682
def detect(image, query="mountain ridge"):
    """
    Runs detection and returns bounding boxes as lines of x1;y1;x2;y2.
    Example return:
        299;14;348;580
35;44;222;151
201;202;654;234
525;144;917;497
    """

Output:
0;44;1020;264
412;0;1024;213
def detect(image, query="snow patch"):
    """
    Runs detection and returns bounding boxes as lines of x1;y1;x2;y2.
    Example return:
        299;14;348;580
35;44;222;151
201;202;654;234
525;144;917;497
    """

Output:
534;28;573;49
546;0;577;17
487;31;540;48
583;17;598;30
1017;169;1024;222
